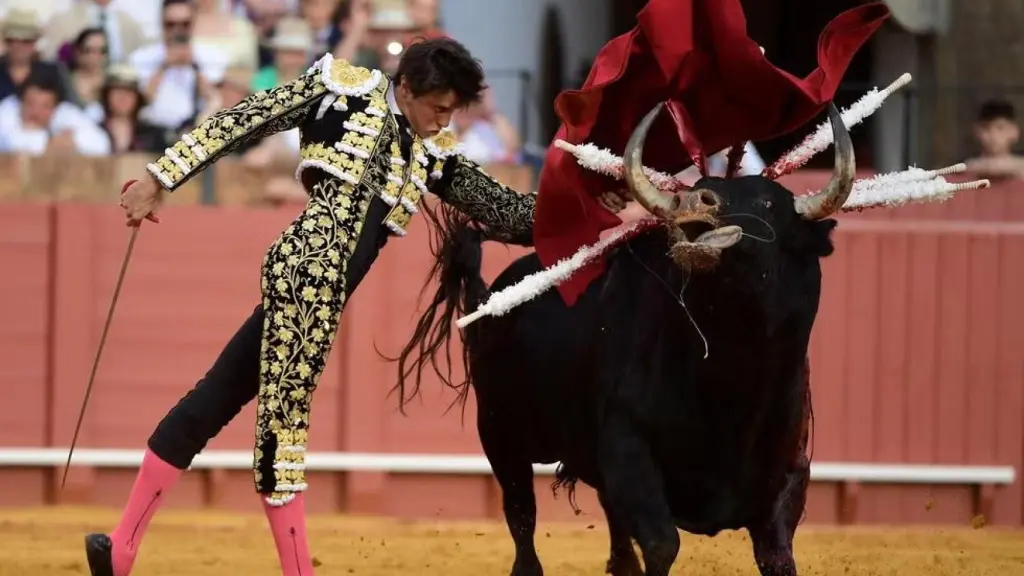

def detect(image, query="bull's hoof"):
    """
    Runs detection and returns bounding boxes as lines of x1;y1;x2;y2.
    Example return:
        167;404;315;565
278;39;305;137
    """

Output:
84;533;115;576
510;556;544;576
606;555;643;576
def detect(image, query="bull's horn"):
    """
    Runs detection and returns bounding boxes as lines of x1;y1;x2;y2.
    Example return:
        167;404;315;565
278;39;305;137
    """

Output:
794;103;856;220
624;102;681;218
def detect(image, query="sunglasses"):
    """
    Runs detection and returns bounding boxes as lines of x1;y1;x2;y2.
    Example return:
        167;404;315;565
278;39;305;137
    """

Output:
81;45;108;55
163;19;192;29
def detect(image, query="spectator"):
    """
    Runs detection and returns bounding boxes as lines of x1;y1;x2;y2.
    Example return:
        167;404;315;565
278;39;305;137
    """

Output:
367;4;415;75
407;0;444;39
128;0;227;134
214;65;252;110
965;99;1024;180
65;28;108;123
0;8;67;102
196;65;260;154
252;17;313;91
452;88;521;164
248;0;290;69
0;66;110;156
299;0;340;56
40;0;148;64
99;63;169;154
330;0;375;68
193;0;259;72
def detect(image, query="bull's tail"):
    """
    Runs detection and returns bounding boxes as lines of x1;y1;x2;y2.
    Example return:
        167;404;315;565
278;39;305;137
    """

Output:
382;200;490;416
551;463;582;516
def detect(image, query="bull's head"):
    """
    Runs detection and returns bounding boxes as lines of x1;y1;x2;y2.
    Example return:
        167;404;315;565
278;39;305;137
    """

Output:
622;102;855;270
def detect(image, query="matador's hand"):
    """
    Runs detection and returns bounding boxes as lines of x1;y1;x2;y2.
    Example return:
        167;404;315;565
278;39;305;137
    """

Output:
597;189;628;213
120;176;164;227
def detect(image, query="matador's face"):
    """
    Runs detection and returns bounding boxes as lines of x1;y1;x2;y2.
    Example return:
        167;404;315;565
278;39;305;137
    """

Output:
397;79;459;139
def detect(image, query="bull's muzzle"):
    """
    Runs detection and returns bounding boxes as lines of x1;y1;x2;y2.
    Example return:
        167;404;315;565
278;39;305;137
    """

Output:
622;105;742;269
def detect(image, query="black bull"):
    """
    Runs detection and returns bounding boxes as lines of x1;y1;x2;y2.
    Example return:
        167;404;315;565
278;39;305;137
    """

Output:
389;103;856;576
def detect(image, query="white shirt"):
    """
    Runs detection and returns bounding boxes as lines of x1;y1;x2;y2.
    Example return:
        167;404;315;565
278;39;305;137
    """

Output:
128;41;229;130
107;0;161;43
0;94;111;156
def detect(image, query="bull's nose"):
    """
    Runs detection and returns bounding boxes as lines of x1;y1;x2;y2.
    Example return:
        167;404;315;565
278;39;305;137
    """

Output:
698;189;723;208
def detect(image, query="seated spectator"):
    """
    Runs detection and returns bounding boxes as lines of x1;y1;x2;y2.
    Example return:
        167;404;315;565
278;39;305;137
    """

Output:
243;123;304;205
452;88;521;164
248;0;291;69
0;67;110;156
129;0;227;135
407;0;444;39
99;63;169;154
965;99;1024;180
300;0;341;56
252;16;314;91
197;66;260;155
193;0;259;72
330;0;376;69
40;0;149;64
367;6;415;75
65;28;108;123
0;8;68;102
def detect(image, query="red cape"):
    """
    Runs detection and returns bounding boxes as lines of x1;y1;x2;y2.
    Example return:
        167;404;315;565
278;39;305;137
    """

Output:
533;0;890;305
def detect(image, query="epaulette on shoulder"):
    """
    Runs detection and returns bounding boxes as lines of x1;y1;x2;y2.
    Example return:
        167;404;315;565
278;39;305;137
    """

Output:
316;53;384;97
423;127;464;159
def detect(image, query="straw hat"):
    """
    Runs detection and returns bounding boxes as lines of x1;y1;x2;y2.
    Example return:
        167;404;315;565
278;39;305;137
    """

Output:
368;0;415;31
105;64;141;89
104;63;149;105
270;17;313;52
3;7;42;41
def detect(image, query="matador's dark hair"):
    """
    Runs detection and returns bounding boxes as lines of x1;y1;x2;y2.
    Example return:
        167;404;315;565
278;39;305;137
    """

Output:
394;37;487;107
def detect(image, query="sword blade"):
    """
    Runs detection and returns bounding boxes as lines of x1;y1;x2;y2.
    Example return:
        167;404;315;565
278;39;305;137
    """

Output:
61;225;140;490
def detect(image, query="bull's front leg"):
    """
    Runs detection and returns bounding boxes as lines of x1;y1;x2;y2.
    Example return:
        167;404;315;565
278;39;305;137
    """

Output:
747;455;809;576
598;415;678;576
597;490;643;576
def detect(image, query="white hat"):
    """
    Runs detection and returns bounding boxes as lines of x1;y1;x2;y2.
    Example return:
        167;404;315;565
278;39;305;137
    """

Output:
3;7;42;41
270;17;314;52
369;2;415;31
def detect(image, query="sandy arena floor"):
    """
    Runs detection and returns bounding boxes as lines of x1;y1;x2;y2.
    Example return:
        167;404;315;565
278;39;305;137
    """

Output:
1;507;1022;575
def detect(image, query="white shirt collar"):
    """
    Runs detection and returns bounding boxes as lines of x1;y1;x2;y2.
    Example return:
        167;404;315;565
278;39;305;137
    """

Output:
386;82;402;116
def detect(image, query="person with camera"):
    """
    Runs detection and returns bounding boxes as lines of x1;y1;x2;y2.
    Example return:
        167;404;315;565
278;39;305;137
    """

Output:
127;0;229;136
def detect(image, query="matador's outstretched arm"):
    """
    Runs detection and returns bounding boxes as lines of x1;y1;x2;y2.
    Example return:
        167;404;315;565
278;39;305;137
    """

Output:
146;69;331;192
430;155;536;246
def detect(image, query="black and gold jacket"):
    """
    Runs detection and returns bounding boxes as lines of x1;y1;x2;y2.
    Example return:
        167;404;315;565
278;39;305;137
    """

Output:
146;54;535;243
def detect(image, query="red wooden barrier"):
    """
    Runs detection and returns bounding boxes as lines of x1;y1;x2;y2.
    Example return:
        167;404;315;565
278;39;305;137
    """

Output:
0;193;1021;525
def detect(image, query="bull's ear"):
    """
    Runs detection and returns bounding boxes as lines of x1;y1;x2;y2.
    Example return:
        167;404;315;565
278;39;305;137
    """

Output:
787;218;837;258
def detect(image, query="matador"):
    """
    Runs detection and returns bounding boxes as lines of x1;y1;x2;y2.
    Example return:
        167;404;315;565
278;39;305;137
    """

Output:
86;38;535;576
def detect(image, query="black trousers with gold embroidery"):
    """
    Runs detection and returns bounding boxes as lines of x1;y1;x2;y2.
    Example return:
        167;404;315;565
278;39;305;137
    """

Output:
147;179;392;505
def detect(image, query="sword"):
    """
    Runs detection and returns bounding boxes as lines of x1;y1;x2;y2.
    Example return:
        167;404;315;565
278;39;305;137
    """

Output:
61;193;143;490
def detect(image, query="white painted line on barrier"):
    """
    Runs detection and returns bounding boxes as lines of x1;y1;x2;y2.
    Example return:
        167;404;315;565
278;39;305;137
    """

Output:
0;448;1014;485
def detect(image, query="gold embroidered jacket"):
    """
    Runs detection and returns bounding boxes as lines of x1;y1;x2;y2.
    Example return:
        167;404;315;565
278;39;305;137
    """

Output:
146;54;535;243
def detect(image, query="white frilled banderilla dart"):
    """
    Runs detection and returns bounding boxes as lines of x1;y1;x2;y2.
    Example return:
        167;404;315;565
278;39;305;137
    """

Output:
455;73;991;329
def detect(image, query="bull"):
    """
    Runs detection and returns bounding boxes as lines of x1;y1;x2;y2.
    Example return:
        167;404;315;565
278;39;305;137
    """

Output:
391;101;855;576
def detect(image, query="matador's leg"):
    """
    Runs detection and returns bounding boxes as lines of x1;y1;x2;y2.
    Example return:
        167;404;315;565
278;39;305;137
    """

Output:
253;175;381;503
252;175;386;575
